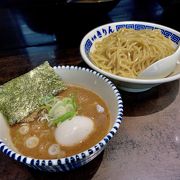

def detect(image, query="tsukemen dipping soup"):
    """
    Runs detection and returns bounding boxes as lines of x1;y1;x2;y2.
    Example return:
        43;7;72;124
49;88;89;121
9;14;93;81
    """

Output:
10;85;110;159
0;62;111;160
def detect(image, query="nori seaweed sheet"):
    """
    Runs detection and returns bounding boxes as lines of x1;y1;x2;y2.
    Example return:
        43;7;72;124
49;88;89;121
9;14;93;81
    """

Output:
0;61;66;125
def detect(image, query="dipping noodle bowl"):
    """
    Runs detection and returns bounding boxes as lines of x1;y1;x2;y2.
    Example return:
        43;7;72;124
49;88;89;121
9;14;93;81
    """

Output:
80;21;180;92
0;62;123;171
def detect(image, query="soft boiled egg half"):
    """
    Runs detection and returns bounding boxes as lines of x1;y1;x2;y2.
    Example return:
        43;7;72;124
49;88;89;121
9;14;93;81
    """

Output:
55;116;94;147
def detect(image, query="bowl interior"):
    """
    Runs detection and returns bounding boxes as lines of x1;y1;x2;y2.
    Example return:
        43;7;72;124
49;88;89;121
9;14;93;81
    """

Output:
0;67;120;155
54;67;119;127
80;21;180;92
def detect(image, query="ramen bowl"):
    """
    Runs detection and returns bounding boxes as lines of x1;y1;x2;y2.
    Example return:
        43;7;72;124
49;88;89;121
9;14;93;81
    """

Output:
80;21;180;92
0;66;123;172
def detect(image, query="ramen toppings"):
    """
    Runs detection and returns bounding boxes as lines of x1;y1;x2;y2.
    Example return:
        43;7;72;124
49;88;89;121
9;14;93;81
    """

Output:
10;85;110;159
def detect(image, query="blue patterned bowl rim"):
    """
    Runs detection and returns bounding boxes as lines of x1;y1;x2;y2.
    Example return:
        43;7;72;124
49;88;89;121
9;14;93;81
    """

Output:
0;66;123;167
80;21;180;84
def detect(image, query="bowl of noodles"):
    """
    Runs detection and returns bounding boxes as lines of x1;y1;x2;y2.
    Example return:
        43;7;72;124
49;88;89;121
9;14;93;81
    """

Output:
80;21;180;92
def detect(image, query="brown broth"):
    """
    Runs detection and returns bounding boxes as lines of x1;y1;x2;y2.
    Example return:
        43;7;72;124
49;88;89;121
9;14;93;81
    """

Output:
10;85;110;159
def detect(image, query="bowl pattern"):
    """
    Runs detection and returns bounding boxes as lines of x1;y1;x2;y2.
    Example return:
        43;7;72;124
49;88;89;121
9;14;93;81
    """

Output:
84;22;180;54
0;66;123;172
81;21;180;92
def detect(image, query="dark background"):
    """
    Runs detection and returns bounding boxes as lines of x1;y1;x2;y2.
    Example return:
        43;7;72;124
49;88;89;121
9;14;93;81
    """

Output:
0;0;179;57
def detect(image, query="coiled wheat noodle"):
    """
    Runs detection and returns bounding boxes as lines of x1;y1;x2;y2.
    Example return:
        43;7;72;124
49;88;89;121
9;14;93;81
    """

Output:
90;28;176;78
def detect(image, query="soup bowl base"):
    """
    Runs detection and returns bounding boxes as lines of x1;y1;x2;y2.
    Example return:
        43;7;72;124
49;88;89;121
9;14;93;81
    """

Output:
111;79;159;92
118;86;152;93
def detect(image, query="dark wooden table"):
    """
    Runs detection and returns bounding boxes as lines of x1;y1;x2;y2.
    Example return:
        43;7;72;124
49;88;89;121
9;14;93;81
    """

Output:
0;0;180;179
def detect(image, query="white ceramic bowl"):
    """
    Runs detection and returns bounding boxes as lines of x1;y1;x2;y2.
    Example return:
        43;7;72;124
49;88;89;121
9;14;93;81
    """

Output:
80;21;180;92
0;66;123;172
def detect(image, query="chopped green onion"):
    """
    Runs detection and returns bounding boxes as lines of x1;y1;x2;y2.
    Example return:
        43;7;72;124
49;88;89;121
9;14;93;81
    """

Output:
41;94;78;126
51;111;76;126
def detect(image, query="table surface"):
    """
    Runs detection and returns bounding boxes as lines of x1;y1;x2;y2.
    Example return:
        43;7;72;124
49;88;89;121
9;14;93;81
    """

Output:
0;0;180;180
